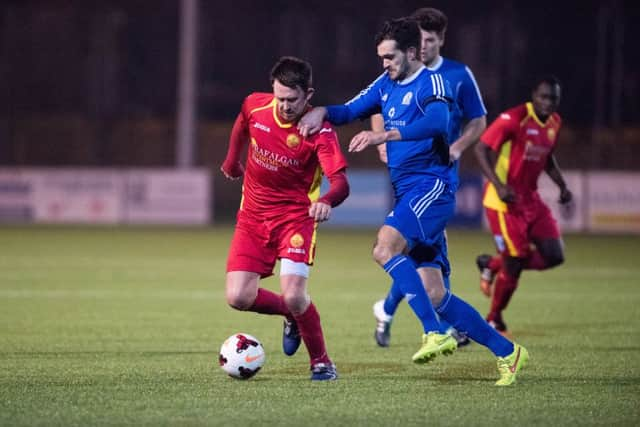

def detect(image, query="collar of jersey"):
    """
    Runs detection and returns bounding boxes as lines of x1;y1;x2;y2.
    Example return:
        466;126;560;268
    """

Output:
397;65;426;86
526;102;550;127
426;56;444;71
271;99;294;128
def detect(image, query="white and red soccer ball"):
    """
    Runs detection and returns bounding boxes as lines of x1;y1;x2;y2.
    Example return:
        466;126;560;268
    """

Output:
219;333;265;379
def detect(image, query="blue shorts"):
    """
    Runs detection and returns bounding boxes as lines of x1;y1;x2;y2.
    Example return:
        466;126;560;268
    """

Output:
408;231;451;280
385;178;455;279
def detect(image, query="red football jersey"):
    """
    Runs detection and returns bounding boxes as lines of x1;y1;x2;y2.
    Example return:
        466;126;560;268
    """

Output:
230;92;348;218
480;102;562;212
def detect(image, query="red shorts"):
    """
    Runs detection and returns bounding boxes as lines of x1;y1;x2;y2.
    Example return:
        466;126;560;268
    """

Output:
485;197;560;258
226;211;318;278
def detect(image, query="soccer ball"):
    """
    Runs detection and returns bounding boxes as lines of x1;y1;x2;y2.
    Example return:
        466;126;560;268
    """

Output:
218;333;265;379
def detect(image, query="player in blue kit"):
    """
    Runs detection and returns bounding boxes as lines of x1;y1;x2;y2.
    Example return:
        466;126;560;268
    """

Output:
372;7;487;348
299;18;528;385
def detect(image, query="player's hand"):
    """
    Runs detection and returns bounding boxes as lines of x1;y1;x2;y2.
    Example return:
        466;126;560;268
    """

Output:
298;107;327;138
497;184;516;203
220;162;244;180
308;202;332;222
449;146;461;165
348;131;386;152
377;143;388;164
559;187;573;204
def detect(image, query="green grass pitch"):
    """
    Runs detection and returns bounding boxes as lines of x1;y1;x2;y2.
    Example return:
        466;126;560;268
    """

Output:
1;226;639;426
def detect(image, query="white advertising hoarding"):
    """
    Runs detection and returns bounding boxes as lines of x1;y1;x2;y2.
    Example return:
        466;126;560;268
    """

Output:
32;169;122;224
537;171;585;232
0;169;34;222
123;169;210;225
0;168;210;225
587;172;640;233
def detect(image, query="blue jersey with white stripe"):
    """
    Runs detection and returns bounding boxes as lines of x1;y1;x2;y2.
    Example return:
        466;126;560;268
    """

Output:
428;57;486;182
428;57;486;139
339;66;454;198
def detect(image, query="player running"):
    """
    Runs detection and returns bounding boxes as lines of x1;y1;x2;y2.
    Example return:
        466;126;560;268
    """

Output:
371;7;487;348
474;75;572;337
299;18;528;385
221;56;349;381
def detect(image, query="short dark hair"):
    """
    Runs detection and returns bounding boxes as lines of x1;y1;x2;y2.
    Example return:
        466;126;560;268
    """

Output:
533;74;562;91
374;18;421;53
411;7;448;36
269;56;312;92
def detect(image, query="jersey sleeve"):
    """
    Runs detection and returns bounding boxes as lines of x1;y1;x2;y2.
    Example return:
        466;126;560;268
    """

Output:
480;111;518;152
459;66;487;119
418;72;452;107
327;73;386;124
313;124;348;176
221;96;252;175
398;101;450;141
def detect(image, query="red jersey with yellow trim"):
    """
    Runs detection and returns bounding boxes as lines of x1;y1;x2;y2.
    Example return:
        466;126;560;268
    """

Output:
232;92;348;218
481;102;562;212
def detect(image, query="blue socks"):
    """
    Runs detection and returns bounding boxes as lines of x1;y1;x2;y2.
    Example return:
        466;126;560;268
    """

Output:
380;258;514;358
383;282;404;317
383;255;440;333
383;271;451;334
435;289;514;357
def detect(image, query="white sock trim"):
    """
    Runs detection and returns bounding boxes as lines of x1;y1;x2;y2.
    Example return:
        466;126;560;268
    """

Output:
280;258;310;278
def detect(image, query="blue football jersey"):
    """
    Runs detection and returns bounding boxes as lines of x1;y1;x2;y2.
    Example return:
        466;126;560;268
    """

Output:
427;57;487;186
338;65;454;198
428;57;487;139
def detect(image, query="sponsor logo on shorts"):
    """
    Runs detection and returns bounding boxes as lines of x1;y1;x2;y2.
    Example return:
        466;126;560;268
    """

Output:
290;233;304;248
287;233;306;254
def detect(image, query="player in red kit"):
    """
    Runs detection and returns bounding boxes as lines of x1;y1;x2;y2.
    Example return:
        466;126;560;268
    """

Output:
474;75;573;337
221;56;349;381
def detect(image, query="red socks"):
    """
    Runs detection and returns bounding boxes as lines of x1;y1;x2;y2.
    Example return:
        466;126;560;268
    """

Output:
248;290;330;366
525;250;547;270
488;271;519;323
294;303;331;366
248;288;290;317
489;255;502;273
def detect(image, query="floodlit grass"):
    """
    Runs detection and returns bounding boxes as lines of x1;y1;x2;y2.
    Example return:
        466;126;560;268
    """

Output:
1;226;639;426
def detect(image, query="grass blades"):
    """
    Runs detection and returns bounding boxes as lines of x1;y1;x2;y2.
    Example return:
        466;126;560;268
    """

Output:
1;226;639;426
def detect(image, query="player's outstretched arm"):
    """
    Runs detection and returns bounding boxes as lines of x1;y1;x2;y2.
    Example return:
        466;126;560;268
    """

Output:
545;154;572;204
349;130;398;152
349;101;450;153
221;111;249;180
449;115;486;162
474;141;516;203
301;75;387;138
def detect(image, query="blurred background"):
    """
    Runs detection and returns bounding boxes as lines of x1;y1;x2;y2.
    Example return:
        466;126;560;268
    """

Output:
0;0;638;230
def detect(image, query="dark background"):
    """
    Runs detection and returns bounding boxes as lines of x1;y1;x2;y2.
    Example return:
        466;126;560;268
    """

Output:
0;0;638;171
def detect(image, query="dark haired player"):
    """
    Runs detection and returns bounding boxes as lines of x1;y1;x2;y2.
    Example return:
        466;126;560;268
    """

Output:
221;56;349;381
